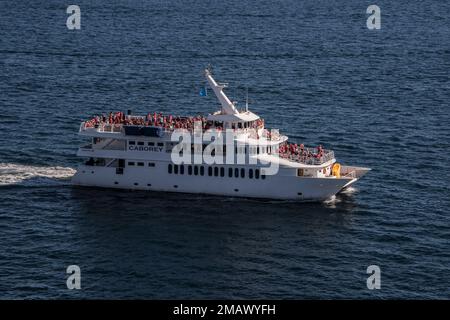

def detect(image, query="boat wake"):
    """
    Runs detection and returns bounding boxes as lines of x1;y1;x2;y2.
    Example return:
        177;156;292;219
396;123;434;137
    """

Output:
0;163;76;186
323;195;341;206
340;186;358;195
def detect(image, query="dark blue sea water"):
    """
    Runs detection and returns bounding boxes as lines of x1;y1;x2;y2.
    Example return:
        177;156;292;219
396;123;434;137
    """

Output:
0;0;449;299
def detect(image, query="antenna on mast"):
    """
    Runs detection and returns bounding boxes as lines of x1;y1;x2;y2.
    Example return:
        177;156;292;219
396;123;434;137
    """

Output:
245;87;249;111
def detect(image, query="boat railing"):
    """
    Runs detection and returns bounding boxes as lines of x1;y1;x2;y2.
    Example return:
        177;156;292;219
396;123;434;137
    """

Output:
80;122;123;133
97;123;123;133
259;129;281;141
281;149;335;165
80;122;284;142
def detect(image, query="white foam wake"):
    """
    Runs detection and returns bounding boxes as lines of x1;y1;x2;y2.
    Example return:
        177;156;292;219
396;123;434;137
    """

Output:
323;195;341;206
0;163;76;186
340;186;358;194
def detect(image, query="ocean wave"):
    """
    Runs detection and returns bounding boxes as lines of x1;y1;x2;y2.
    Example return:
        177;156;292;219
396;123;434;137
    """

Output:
0;163;75;186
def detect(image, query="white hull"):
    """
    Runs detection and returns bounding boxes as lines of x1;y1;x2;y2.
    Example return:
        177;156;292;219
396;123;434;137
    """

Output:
72;163;364;201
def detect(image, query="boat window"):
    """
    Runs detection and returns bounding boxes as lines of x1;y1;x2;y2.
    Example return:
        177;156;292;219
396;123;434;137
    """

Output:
257;147;260;154
200;166;205;176
128;162;135;166
148;142;155;146
208;167;212;176
220;167;224;177
261;173;266;180
194;166;199;176
241;168;245;178
180;165;184;175
188;165;192;175
228;168;233;177
255;169;260;179
137;141;144;146
168;164;172;174
129;141;135;145
234;168;239;178
214;167;219;177
297;169;304;176
137;162;144;166
174;164;179;174
249;169;253;179
148;162;155;167
157;142;164;147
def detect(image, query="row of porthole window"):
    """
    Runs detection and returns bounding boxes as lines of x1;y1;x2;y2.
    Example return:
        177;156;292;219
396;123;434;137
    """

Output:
168;164;266;179
127;161;156;167
114;181;152;187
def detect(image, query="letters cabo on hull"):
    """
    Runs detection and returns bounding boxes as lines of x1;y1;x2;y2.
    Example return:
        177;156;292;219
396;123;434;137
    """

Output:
72;68;370;201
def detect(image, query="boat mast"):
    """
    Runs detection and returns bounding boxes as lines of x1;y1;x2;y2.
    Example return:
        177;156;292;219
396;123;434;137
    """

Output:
204;67;239;115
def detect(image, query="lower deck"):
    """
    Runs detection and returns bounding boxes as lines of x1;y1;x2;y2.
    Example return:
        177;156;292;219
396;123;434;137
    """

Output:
72;160;361;201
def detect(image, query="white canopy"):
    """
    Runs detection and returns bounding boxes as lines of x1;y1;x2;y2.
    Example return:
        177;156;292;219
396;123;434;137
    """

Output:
207;111;260;122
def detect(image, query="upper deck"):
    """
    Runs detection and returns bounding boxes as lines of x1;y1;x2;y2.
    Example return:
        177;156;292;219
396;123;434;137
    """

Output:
79;112;286;145
78;114;334;166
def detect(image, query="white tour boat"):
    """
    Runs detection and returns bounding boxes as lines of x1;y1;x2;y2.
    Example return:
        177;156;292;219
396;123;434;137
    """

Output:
72;68;370;200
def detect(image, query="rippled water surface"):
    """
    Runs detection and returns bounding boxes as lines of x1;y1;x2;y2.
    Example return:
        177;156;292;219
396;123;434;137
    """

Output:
0;0;449;299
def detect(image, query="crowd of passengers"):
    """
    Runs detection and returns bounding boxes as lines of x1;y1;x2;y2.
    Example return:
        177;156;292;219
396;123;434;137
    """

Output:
279;143;326;161
84;111;265;132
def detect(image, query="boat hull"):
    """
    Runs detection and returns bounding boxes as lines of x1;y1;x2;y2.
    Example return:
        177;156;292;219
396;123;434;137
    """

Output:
71;165;366;201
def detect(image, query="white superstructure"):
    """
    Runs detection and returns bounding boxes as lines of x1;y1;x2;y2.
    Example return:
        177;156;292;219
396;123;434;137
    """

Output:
72;68;370;201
